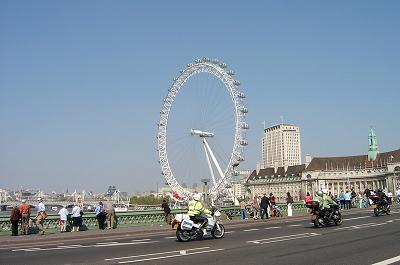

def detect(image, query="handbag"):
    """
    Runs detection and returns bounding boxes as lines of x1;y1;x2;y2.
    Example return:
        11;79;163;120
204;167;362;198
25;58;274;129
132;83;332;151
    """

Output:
41;212;48;219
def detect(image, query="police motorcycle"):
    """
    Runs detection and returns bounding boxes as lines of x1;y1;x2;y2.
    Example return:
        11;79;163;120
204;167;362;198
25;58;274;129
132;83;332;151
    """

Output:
172;208;225;242
369;195;390;216
305;194;343;228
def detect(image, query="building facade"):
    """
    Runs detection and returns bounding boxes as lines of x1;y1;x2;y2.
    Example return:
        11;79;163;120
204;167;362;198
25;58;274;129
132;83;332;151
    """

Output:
262;124;301;168
246;149;400;202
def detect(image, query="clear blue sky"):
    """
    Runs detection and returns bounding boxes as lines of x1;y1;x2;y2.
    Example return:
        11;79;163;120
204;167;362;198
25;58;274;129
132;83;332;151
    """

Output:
1;1;399;194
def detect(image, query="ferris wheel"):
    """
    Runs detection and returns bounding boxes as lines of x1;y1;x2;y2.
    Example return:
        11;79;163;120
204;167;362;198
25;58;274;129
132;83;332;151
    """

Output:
157;58;248;201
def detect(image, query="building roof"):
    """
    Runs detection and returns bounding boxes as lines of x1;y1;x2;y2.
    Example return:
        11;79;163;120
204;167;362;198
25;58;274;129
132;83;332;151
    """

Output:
247;164;305;181
305;149;400;171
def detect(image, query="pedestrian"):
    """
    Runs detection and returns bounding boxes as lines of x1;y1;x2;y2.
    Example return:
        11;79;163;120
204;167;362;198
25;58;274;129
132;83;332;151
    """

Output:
252;196;260;220
304;192;312;203
239;200;246;220
396;187;400;204
10;205;21;236
338;190;345;209
71;204;81;232
387;191;393;204
286;192;293;217
95;202;106;229
260;193;270;219
161;199;172;224
364;187;371;207
35;197;46;235
58;205;69;233
269;193;276;217
19;199;31;235
351;188;357;207
345;190;352;209
104;200;116;229
357;192;363;208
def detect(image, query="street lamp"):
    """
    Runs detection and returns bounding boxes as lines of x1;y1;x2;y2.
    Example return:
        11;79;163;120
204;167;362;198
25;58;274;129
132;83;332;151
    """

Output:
201;178;211;207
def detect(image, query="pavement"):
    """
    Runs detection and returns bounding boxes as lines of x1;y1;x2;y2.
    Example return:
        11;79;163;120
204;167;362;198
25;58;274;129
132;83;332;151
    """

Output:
0;206;387;247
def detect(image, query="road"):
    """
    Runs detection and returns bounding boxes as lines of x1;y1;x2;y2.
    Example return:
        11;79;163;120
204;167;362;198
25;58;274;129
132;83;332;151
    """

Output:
1;209;399;265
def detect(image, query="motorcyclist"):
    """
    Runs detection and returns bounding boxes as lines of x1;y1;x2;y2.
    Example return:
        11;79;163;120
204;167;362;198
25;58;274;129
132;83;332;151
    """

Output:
376;189;389;210
316;189;338;219
187;193;211;232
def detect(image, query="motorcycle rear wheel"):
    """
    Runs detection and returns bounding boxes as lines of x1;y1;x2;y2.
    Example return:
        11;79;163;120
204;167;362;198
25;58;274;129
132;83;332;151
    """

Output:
176;229;191;242
211;224;225;239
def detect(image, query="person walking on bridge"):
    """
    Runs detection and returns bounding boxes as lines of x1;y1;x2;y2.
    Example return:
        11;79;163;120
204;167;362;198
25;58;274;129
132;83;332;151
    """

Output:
10;205;21;236
35;197;46;235
19;199;31;235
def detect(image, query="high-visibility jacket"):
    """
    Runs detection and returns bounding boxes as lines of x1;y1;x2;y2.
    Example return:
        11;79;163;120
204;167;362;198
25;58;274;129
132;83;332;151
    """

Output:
187;200;211;216
316;194;337;209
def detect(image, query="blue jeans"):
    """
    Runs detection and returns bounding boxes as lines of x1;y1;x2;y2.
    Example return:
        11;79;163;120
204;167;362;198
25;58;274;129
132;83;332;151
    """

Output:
240;209;246;219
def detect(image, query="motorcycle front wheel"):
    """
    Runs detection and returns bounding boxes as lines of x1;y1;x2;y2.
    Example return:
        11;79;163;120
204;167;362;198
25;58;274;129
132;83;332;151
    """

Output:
334;212;343;226
211;224;225;239
374;208;379;217
313;218;323;228
176;229;191;242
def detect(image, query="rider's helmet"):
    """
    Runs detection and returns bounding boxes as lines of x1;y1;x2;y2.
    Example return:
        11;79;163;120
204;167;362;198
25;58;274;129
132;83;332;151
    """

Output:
317;191;323;196
193;193;202;201
322;188;328;194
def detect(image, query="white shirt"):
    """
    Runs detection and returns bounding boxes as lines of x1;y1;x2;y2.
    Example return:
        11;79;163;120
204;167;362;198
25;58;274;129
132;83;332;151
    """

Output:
387;192;393;198
37;202;45;213
71;206;81;218
396;189;400;196
58;208;69;221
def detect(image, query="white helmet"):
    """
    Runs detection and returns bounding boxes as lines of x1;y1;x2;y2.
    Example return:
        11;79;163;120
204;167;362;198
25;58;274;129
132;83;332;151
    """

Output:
322;188;328;194
193;193;202;201
317;191;323;196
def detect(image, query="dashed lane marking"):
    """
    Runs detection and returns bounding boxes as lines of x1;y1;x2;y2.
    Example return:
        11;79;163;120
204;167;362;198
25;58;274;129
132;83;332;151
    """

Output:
243;228;259;232
117;248;225;264
288;224;301;227
264;226;281;230
248;232;320;245
11;240;157;252
105;247;210;261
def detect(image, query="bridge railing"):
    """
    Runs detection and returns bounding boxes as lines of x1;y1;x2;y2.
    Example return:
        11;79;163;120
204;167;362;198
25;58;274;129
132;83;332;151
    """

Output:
0;202;307;232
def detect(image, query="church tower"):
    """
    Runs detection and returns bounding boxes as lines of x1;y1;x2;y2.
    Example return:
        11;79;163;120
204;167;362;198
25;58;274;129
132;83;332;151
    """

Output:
368;128;378;161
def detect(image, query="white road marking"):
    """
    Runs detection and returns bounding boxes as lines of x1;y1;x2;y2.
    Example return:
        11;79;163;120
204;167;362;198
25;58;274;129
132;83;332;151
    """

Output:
117;248;225;264
264;226;281;230
288;224;301;227
248;232;320;245
164;236;177;239
334;222;386;231
225;231;235;234
11;240;157;252
96;241;119;245
345;216;371;221
371;255;400;265
105;247;210;261
243;228;259;232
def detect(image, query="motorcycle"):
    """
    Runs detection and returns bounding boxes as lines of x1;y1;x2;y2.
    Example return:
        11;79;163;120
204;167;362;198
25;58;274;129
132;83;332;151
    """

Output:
369;195;390;216
171;209;225;242
305;200;343;228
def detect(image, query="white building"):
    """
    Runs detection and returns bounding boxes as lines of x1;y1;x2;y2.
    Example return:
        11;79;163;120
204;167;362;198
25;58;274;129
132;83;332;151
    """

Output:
262;124;301;168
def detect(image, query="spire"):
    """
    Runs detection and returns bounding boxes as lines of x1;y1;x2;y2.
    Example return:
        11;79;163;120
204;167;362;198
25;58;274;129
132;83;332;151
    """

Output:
368;127;378;161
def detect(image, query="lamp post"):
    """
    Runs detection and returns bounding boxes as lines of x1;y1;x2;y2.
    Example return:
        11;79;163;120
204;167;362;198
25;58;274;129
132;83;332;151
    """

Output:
201;178;211;207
